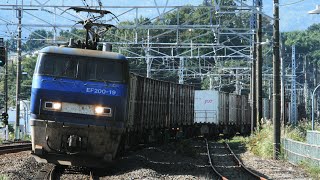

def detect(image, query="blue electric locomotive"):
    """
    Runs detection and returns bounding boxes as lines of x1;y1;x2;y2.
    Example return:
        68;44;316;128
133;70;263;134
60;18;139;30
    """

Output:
30;46;129;167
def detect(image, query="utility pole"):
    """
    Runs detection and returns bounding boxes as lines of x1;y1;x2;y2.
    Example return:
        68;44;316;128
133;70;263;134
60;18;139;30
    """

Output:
4;42;8;118
304;55;308;118
314;62;318;120
256;0;263;128
291;45;297;124
280;36;286;126
251;56;257;132
273;0;281;160
235;69;238;94
15;8;22;140
250;0;257;133
146;29;151;78
179;57;184;84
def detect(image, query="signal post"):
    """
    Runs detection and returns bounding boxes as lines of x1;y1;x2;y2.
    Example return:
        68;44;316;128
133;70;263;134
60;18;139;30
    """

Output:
0;38;8;140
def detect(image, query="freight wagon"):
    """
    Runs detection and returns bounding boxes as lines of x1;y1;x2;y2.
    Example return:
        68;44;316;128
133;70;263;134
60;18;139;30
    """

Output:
194;90;251;137
121;73;195;147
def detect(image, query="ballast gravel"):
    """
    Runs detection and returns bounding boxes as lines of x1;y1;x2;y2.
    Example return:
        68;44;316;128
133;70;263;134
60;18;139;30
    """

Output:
0;140;312;180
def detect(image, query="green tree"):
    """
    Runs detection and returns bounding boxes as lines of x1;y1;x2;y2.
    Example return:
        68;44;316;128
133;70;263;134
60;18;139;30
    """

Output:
21;56;37;99
23;29;53;52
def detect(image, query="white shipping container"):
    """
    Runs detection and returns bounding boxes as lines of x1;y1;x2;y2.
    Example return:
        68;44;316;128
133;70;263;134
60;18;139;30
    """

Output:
194;90;219;124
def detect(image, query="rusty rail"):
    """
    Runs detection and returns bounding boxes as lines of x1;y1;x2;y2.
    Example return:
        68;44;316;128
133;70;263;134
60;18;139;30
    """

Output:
34;164;59;180
0;143;32;155
224;142;267;180
89;170;100;180
204;138;228;180
204;138;267;180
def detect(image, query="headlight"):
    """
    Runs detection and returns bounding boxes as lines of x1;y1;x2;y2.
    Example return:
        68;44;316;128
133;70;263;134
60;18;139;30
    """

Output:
95;106;104;114
44;102;61;111
53;102;61;110
95;106;112;116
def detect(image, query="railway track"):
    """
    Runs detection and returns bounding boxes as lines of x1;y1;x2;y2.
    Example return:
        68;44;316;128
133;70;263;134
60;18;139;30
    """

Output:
204;138;267;180
34;164;100;180
33;164;57;180
0;142;32;155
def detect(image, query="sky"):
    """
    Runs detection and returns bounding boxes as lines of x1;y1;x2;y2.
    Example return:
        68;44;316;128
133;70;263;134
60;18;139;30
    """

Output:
0;0;319;39
109;0;320;32
263;0;320;31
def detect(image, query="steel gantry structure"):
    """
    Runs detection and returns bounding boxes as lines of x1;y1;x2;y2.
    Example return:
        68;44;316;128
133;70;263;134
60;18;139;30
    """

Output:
0;0;262;88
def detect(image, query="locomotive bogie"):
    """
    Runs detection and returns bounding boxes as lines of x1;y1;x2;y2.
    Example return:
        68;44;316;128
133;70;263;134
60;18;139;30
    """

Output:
31;119;124;167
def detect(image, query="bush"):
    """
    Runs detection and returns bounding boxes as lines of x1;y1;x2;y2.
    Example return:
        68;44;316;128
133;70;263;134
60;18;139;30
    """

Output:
23;134;31;141
246;121;318;158
246;123;274;158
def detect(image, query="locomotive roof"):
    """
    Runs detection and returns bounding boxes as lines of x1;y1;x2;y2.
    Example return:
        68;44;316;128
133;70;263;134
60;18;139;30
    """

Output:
39;46;127;61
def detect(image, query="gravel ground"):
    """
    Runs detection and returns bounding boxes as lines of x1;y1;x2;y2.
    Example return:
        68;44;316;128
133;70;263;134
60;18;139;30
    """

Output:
0;140;313;180
0;151;44;180
99;142;213;180
230;143;311;180
240;150;311;179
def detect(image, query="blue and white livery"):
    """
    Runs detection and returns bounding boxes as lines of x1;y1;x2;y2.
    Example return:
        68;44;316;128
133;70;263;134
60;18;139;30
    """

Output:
30;46;129;167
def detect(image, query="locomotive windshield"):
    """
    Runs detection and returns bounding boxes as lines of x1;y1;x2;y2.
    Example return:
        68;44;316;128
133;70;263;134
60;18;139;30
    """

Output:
36;53;128;83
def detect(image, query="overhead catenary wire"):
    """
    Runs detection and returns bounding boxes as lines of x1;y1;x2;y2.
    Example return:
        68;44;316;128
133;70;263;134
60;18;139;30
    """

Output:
280;0;305;7
0;2;256;84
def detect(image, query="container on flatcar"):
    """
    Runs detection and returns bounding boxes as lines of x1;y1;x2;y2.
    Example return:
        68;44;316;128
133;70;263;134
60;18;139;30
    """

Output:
228;94;242;125
128;74;194;131
219;92;229;125
194;90;219;124
125;74;195;143
241;95;251;125
194;90;251;136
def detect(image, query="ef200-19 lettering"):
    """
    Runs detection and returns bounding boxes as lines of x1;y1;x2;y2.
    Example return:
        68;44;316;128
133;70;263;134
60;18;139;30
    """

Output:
86;88;117;95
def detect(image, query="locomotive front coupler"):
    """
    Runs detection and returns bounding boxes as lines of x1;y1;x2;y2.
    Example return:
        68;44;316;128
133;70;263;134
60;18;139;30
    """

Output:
68;135;81;148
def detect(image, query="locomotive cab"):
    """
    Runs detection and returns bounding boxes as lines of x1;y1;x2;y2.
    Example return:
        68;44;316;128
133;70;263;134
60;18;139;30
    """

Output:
30;46;129;167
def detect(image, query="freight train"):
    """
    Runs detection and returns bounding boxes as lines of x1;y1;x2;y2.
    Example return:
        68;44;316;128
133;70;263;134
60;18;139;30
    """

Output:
30;46;252;168
30;45;194;167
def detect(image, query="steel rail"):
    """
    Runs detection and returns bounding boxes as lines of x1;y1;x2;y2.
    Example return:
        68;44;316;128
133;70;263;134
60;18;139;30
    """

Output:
205;138;267;180
34;164;59;180
89;170;100;180
0;143;31;155
224;142;267;180
204;138;228;180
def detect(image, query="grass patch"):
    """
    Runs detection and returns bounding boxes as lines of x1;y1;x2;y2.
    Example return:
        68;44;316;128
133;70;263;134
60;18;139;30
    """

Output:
243;121;320;178
23;134;31;141
0;174;9;180
299;161;320;179
284;126;306;142
245;121;316;158
228;135;248;143
283;120;319;142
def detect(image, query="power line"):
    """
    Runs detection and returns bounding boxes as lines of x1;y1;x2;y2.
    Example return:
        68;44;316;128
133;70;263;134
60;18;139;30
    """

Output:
280;0;305;7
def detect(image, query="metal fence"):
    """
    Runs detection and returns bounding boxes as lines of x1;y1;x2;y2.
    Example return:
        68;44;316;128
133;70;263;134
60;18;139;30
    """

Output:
307;131;320;146
283;138;320;166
